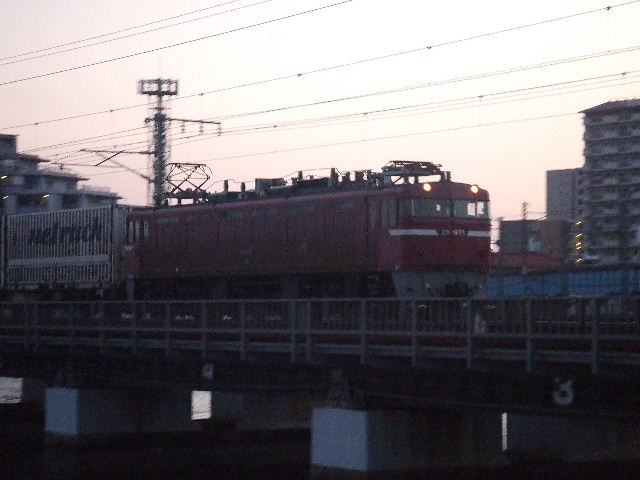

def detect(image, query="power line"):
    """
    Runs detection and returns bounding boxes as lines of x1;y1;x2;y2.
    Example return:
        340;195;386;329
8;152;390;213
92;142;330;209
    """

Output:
158;70;636;145
21;126;147;154
195;112;577;163
0;1;353;87
4;41;639;135
68;110;582;189
1;1;638;126
205;48;640;123
0;0;245;62
79;112;575;177
0;0;275;67
30;68;640;164
197;72;640;137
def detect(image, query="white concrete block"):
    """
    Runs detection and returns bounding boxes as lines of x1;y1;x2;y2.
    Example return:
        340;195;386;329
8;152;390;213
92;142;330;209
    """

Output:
312;408;412;472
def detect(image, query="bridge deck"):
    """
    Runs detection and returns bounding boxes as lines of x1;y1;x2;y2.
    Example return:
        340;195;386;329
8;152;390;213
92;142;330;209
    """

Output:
0;296;638;374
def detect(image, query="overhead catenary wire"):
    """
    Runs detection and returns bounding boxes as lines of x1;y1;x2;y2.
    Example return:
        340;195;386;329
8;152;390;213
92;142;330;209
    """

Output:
1;1;638;130
31;68;640;164
14;47;640;158
81;111;576;179
5;44;640;134
195;112;579;163
22;126;148;154
0;0;246;62
37;73;640;172
204;46;640;123
0;1;354;88
195;70;640;136
0;0;275;67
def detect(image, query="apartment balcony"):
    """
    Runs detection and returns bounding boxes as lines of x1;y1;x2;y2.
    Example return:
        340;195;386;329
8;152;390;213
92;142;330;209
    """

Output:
585;158;640;171
588;177;640;189
584;147;619;157
588;208;620;217
586;193;619;203
583;114;618;126
584;127;640;141
618;178;640;188
585;160;622;171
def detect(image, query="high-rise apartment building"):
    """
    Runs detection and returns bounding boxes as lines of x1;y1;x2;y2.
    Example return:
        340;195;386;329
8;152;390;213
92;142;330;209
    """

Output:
580;100;640;265
546;168;582;221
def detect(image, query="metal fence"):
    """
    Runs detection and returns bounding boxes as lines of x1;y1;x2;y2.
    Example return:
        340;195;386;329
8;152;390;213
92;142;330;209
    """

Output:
1;296;639;374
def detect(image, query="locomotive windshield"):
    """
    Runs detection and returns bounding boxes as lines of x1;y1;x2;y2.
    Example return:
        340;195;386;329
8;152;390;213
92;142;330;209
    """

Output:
399;199;450;217
400;199;489;219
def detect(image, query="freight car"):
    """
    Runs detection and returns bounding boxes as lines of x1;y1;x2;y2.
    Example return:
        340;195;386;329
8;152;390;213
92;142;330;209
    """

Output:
488;266;640;297
123;161;491;299
0;205;132;300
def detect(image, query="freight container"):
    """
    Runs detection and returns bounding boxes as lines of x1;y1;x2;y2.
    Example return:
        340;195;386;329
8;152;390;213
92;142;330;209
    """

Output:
1;205;132;293
488;267;640;297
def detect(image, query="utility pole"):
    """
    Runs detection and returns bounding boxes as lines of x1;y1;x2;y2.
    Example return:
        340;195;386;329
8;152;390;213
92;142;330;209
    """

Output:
138;79;178;207
138;79;221;207
85;80;220;207
521;202;529;294
497;216;505;298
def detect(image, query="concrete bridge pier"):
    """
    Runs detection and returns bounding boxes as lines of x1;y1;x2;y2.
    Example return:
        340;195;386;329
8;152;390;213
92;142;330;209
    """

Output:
44;387;200;444
310;407;503;478
506;413;640;463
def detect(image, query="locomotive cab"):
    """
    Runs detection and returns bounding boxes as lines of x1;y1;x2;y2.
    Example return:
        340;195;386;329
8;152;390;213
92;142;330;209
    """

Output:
380;180;491;298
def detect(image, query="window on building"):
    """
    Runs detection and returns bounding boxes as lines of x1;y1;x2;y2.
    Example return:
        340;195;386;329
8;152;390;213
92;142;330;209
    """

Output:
16;195;45;207
24;176;39;189
62;195;78;209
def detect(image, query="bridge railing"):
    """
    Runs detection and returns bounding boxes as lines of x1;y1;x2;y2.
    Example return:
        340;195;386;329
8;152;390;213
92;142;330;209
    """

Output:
1;296;639;372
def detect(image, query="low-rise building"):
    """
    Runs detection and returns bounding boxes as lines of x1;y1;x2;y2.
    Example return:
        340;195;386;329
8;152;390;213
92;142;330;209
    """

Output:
0;134;119;215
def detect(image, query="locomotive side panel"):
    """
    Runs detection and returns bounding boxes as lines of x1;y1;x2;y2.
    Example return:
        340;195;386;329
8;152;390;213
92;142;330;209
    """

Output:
313;197;369;272
129;192;373;290
124;164;491;299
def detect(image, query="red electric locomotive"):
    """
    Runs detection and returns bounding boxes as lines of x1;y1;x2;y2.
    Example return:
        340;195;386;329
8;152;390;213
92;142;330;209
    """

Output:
122;161;490;299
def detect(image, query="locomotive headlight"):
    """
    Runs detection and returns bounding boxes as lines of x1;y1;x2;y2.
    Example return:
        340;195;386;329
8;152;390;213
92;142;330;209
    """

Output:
470;184;479;194
422;183;432;192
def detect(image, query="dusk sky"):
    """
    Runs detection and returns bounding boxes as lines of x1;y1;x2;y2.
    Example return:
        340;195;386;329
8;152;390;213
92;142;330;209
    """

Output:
2;0;640;235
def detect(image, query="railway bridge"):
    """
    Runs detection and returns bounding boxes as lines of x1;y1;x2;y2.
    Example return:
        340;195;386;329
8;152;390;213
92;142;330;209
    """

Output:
1;295;640;476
